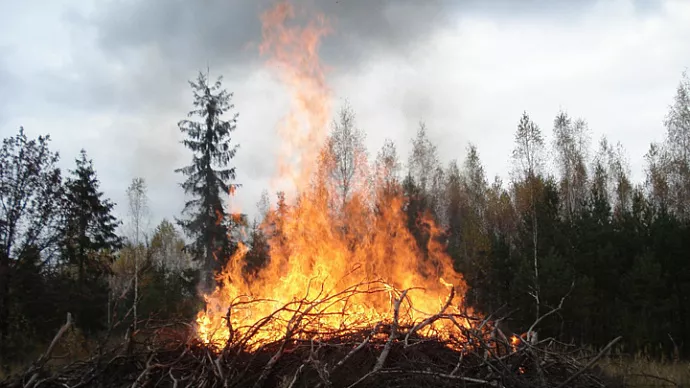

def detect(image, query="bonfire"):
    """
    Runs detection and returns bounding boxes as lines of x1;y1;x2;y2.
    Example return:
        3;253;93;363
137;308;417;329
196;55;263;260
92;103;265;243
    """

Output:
1;2;622;387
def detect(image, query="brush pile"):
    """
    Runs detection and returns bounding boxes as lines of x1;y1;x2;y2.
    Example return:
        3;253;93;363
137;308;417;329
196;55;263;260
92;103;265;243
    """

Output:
2;288;622;388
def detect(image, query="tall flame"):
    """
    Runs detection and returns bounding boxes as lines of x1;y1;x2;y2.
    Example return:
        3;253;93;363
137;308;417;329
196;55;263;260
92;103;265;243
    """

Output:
196;1;473;349
259;1;332;192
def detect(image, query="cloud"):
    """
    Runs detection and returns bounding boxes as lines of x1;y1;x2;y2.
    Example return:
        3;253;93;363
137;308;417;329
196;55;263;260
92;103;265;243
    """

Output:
93;0;460;73
0;55;17;127
1;0;689;227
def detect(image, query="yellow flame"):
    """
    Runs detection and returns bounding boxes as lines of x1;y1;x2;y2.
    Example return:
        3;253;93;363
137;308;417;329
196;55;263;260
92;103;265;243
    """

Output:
196;0;474;350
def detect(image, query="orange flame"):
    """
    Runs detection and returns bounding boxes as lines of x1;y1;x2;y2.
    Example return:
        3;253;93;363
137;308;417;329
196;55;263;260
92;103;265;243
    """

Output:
196;1;473;350
259;1;332;193
510;334;521;352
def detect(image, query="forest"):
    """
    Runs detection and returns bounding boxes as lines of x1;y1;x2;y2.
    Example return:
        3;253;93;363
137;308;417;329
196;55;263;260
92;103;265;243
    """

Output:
1;66;689;379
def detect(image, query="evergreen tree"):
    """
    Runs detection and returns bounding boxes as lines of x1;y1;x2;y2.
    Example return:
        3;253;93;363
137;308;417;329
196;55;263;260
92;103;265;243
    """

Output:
175;71;241;291
60;149;122;333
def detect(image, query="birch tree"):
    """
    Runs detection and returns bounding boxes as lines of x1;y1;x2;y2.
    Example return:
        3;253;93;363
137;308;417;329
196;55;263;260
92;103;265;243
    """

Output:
327;103;369;210
126;177;149;328
552;111;590;217
511;111;544;320
663;71;690;217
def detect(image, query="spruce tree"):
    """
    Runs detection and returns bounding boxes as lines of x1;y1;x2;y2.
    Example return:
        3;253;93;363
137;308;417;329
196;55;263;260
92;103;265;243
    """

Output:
61;149;122;332
175;71;240;291
61;150;121;280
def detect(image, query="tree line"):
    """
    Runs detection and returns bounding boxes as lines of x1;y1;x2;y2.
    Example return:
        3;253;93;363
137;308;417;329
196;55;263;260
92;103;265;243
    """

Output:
1;70;689;371
243;71;690;360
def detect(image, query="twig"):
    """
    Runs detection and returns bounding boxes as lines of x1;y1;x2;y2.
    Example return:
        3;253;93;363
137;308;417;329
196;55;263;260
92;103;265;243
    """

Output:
130;352;155;388
330;322;381;374
252;295;318;388
404;286;454;346
378;369;492;385
169;369;180;388
346;289;408;388
528;281;574;337
286;364;305;388
450;351;464;376
555;336;622;388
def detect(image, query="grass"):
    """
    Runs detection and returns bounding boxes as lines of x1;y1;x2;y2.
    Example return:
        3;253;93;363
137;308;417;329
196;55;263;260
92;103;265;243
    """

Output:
0;327;100;381
598;353;690;387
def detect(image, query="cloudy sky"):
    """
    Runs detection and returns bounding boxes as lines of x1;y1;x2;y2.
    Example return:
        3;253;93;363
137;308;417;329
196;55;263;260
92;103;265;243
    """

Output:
1;0;689;230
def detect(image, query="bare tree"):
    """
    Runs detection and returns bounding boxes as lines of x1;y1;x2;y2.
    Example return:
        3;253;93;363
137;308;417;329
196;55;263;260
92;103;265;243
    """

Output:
663;70;690;217
552;111;590;217
126;177;149;328
511;111;544;321
408;122;445;223
327;103;369;210
408;122;439;194
374;139;401;199
150;219;194;274
593;137;632;216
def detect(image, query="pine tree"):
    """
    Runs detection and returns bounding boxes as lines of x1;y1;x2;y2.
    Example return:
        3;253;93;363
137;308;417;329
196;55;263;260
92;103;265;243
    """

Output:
175;71;240;291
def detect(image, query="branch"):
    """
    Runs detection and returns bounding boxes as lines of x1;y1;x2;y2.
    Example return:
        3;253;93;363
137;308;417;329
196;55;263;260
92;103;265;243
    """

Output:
555;336;622;388
329;322;381;375
346;289;408;388
375;289;407;371
378;369;492;385
404;286;454;346
528;280;574;337
24;312;73;388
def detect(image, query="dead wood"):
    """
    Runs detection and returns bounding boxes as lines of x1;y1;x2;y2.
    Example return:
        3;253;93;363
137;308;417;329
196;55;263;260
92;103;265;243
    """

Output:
0;282;625;388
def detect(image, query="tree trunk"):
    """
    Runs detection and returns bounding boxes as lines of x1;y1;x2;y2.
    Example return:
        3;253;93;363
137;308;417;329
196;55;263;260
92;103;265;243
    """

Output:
0;252;11;370
530;175;540;321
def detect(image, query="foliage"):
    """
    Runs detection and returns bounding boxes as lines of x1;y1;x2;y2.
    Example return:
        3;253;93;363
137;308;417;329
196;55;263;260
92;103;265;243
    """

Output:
0;128;63;369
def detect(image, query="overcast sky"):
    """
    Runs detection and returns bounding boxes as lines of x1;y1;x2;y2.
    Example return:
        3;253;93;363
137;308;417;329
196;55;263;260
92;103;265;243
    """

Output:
1;0;689;231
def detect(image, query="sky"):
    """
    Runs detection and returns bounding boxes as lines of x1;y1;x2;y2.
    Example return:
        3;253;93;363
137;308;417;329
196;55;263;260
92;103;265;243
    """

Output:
1;0;689;232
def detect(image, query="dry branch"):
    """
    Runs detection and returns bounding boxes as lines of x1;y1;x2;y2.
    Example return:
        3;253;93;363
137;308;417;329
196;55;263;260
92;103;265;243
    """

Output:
0;282;623;388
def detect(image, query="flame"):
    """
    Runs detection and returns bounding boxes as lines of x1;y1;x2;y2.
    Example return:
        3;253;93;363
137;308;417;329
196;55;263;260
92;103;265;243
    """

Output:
510;334;521;352
259;1;332;193
196;1;474;350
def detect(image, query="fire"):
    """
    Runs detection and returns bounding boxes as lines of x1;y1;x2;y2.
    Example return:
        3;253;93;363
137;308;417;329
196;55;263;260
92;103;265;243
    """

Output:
195;1;474;350
510;334;521;352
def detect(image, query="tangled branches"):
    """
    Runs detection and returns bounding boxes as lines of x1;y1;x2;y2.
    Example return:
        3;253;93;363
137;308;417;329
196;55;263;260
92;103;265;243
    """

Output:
1;282;622;388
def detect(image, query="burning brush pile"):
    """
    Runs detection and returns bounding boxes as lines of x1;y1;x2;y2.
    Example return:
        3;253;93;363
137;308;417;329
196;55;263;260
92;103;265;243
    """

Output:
2;290;622;388
2;2;623;387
